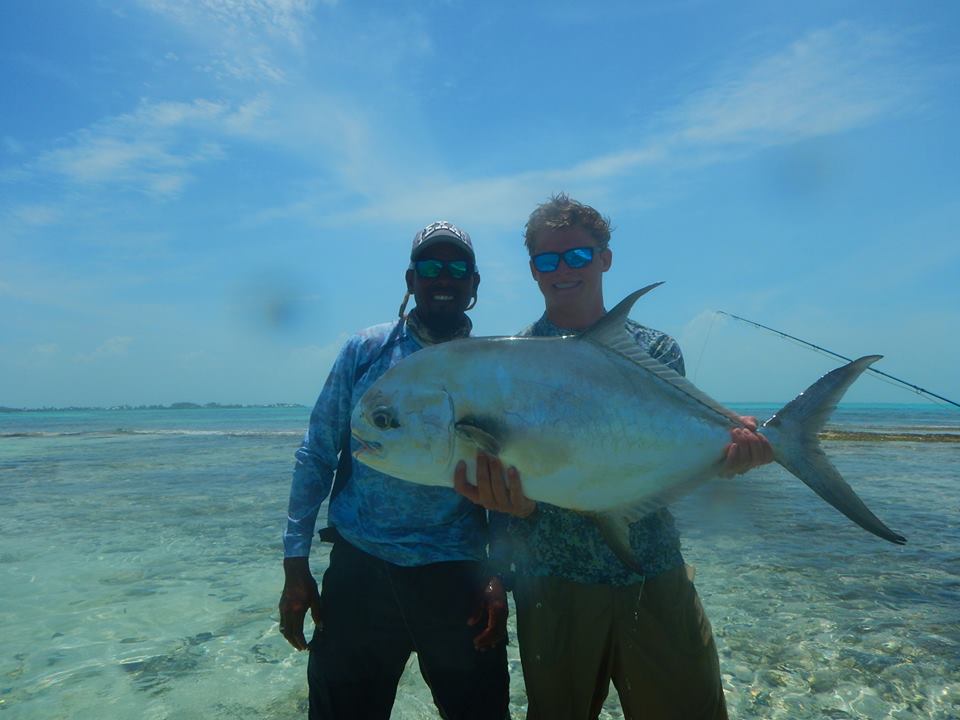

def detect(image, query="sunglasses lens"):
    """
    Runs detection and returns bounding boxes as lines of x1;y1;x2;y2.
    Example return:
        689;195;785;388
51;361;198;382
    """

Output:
447;261;469;279
415;259;472;279
533;253;560;272
564;247;594;268
415;260;443;278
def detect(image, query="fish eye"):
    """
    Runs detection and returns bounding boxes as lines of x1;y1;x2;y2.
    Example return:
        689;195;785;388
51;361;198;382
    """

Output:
372;407;395;430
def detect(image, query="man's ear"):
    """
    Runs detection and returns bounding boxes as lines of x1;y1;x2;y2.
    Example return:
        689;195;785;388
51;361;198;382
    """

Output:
405;268;414;293
529;259;539;282
600;248;612;272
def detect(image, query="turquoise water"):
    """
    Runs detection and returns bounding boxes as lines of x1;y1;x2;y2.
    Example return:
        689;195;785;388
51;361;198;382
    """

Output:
0;405;958;719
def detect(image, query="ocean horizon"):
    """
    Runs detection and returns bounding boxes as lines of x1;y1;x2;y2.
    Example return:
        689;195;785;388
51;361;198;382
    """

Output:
1;404;957;718
0;400;948;411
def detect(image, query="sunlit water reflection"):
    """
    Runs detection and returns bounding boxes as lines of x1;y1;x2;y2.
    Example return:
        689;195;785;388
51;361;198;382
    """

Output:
0;407;956;718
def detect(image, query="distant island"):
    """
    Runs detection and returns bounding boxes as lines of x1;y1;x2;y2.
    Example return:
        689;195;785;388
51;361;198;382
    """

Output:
0;403;307;413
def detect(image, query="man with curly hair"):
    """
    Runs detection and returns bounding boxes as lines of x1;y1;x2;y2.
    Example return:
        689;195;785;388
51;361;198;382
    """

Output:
456;194;772;720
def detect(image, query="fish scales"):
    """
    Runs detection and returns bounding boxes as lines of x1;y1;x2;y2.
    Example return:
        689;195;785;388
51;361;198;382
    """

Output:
352;285;906;567
449;338;726;510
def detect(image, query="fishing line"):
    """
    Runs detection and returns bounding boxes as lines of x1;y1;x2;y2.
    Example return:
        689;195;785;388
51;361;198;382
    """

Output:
716;310;959;409
692;311;719;385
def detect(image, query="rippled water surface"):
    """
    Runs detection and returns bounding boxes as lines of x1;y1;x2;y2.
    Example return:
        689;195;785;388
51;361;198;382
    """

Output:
0;405;957;719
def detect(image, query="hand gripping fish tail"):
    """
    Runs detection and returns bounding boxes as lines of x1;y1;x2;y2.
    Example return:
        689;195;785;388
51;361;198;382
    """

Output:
761;356;907;545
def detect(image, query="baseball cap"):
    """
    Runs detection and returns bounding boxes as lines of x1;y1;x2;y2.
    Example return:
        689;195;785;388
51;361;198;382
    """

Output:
410;220;475;266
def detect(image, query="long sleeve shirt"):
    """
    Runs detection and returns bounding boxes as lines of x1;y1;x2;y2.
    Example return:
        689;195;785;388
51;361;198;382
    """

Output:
490;314;686;586
283;319;488;566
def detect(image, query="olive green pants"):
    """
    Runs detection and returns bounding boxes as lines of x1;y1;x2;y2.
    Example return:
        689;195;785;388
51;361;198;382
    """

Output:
513;565;728;720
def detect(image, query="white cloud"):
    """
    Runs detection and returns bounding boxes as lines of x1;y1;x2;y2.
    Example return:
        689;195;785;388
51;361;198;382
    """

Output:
177;350;209;364
139;0;317;82
673;24;916;148
99;336;134;356
30;343;60;356
85;336;135;361
10;204;61;226
197;50;287;84
27;99;231;198
289;337;345;375
565;148;667;180
318;23;928;228
144;98;226;127
223;95;273;135
142;0;315;43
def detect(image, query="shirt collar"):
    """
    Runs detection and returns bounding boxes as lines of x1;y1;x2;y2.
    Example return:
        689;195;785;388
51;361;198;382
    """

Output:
406;309;473;345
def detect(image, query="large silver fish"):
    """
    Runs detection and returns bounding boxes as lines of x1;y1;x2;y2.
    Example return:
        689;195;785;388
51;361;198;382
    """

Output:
352;284;905;567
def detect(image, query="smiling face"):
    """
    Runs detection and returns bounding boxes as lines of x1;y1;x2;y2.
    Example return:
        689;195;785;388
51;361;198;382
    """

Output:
529;226;612;329
405;241;480;335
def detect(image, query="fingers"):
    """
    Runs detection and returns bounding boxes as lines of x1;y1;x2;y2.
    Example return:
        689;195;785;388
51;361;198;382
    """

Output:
467;603;482;628
722;430;753;477
470;578;508;651
472;606;507;651
506;467;537;518
453;460;480;503
721;425;775;477
735;426;774;466
454;453;536;517
476;454;510;509
278;599;309;651
279;576;321;651
754;431;774;465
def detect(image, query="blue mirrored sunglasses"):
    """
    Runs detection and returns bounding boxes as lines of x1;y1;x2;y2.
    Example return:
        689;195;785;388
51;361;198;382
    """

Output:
413;259;472;279
531;246;595;273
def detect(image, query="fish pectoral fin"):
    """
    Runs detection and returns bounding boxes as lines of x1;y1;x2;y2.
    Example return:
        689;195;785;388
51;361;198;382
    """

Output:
454;421;501;455
593;482;709;574
593;513;644;574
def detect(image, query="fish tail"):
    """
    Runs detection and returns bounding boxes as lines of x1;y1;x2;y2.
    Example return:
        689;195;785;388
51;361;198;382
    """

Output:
762;355;906;545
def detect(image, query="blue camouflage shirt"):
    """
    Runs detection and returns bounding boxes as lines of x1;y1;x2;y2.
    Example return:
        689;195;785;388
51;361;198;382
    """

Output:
491;314;686;586
283;319;488;566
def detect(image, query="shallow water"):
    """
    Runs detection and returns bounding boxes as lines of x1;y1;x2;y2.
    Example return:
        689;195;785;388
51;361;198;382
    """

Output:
0;405;957;718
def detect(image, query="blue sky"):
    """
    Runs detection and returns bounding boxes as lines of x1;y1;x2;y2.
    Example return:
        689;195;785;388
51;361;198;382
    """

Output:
2;1;958;409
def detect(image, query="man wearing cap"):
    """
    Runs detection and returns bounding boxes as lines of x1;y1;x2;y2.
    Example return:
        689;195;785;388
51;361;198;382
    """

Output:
279;221;510;719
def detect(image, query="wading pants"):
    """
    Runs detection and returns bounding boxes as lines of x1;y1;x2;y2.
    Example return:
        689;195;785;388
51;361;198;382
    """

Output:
307;538;510;720
513;565;727;720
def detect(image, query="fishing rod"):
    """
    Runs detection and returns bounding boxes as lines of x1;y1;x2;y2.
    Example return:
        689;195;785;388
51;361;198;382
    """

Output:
716;310;960;410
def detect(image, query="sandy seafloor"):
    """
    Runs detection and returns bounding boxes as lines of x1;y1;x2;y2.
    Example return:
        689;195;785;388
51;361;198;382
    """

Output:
0;404;957;719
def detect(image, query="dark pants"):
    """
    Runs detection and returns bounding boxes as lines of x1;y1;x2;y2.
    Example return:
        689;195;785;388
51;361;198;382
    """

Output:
307;539;510;720
513;565;727;720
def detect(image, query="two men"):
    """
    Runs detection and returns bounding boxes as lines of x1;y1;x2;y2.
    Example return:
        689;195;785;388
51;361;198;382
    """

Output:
457;194;773;720
279;221;509;720
281;201;772;719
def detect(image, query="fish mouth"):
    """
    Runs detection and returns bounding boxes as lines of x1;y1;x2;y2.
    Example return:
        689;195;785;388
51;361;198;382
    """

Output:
351;432;383;457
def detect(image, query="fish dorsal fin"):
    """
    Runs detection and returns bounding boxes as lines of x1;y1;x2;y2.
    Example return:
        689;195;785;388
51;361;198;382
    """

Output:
581;284;743;427
580;282;664;345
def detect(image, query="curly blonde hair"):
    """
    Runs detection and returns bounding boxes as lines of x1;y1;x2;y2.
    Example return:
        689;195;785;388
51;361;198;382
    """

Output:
523;193;612;256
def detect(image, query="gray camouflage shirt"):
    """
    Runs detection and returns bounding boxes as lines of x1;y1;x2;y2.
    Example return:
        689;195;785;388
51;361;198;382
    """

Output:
490;313;686;585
